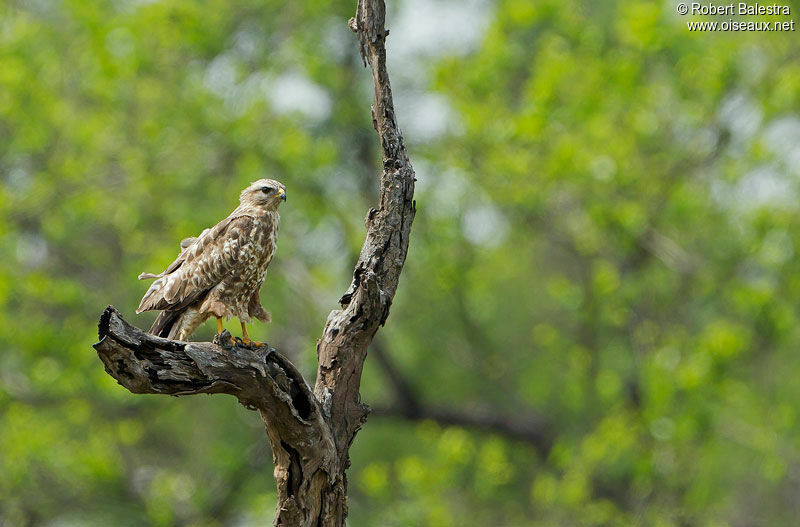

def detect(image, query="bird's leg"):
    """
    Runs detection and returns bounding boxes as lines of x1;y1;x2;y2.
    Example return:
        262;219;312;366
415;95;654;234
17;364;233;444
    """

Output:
217;317;237;346
240;322;264;347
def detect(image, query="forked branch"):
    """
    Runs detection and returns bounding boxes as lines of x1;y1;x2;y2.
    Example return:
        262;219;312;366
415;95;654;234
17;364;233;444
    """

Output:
95;306;339;525
94;1;414;525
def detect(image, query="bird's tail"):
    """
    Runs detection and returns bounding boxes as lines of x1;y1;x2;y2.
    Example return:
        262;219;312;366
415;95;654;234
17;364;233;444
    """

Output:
150;310;183;339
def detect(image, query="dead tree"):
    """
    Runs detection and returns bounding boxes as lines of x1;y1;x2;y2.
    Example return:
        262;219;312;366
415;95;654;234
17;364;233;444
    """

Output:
94;1;415;524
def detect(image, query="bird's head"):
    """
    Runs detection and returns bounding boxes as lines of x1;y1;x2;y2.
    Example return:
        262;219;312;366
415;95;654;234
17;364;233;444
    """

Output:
239;178;287;211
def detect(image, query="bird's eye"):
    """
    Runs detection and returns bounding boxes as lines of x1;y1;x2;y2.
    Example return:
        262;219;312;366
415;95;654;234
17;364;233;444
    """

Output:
261;186;273;193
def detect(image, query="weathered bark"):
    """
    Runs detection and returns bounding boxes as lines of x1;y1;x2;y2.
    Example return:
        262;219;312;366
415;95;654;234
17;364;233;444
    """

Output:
315;0;416;459
95;307;339;525
94;1;414;525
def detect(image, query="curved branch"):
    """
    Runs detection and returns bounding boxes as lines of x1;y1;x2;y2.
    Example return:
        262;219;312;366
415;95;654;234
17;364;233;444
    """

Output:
94;306;338;525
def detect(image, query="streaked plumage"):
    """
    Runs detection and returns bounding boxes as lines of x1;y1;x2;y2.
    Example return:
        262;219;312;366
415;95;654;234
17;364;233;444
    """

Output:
137;179;286;341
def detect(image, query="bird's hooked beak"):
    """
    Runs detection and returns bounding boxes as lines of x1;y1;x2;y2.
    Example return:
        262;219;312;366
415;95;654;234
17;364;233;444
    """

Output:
279;188;286;202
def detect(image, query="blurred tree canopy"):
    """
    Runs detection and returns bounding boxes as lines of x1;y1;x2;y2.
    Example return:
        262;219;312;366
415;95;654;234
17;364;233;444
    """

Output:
2;0;800;525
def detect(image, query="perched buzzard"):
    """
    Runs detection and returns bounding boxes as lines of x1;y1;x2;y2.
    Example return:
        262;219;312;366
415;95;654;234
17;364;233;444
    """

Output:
136;179;286;345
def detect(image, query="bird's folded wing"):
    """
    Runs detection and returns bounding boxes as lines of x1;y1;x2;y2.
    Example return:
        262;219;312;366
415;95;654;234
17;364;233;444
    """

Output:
137;234;207;280
136;215;255;313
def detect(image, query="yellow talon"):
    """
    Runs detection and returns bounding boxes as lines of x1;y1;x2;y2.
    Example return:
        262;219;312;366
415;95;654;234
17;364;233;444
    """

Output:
241;322;265;347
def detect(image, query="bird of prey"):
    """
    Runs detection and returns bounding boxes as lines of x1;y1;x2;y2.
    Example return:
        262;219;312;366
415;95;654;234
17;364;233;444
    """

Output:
136;179;286;346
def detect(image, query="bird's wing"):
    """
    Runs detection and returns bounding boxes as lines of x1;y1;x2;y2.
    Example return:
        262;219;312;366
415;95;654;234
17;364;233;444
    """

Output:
179;236;198;250
136;215;255;313
137;233;208;281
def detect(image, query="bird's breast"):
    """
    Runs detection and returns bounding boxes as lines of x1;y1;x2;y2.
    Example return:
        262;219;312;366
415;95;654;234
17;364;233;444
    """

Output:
232;213;279;285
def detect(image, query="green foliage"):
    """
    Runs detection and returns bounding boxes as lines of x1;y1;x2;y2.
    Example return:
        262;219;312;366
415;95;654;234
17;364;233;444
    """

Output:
2;0;799;525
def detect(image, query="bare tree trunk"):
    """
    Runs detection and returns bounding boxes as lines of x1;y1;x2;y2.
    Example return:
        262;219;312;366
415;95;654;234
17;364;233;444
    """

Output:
94;1;415;525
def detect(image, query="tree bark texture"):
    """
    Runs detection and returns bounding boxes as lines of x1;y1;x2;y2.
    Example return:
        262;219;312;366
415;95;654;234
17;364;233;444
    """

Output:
94;1;414;525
